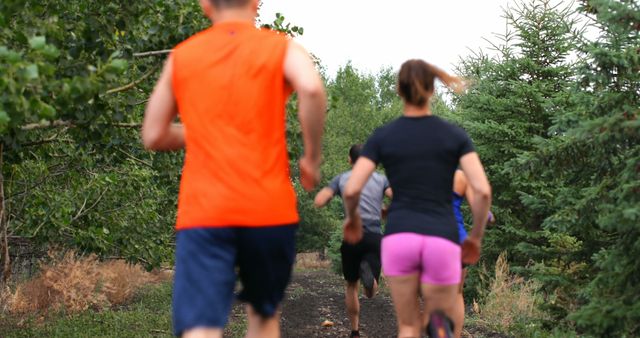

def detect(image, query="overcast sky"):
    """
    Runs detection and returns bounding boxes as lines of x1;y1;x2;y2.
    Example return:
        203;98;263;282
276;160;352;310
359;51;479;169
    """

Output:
259;0;516;77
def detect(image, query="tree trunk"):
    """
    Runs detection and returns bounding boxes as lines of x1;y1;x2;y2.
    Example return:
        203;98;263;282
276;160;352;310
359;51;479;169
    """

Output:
0;143;10;284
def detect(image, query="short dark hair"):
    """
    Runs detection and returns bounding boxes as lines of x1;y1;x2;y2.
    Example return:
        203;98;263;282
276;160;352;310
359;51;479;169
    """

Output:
209;0;251;9
349;144;363;163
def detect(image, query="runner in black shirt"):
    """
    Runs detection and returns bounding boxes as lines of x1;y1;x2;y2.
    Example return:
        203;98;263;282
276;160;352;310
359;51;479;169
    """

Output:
340;59;492;338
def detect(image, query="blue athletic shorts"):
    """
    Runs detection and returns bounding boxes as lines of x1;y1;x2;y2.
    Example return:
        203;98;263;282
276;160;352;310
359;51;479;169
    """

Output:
172;225;297;336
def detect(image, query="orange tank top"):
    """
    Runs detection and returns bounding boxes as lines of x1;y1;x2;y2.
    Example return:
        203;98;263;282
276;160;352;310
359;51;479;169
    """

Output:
171;21;298;229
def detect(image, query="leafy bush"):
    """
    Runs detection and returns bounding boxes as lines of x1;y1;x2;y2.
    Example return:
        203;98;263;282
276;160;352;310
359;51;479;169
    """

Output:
294;182;339;252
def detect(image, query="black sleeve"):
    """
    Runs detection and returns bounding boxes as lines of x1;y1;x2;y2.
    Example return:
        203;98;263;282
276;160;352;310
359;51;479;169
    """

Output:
361;129;382;164
458;130;475;158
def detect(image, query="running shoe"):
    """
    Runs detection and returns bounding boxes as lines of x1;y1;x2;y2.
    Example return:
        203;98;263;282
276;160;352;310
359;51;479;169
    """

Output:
427;311;454;338
350;330;360;338
359;260;375;297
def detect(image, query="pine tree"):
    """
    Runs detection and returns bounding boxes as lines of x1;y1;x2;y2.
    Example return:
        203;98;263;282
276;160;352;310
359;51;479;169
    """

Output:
452;0;581;273
517;0;639;334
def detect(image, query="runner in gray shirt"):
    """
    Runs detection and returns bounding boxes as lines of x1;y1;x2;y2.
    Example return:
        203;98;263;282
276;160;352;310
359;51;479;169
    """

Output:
314;144;392;338
328;170;389;235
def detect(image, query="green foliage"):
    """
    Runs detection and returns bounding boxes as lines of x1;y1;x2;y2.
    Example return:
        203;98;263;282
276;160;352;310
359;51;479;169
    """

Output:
454;0;638;335
515;0;639;335
294;181;338;252
323;63;400;180
7;143;176;268
263;12;304;36
452;0;582;304
327;221;344;274
0;1;207;147
0;0;208;273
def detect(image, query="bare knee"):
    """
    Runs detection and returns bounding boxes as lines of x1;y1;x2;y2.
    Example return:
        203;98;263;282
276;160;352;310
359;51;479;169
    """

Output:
245;305;281;338
182;328;223;338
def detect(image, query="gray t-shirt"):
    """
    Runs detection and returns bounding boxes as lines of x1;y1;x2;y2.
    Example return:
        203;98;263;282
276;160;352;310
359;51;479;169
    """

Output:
329;170;390;234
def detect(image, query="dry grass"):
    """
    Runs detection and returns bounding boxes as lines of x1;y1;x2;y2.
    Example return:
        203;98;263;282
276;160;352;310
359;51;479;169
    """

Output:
295;252;331;269
1;251;171;315
472;252;545;332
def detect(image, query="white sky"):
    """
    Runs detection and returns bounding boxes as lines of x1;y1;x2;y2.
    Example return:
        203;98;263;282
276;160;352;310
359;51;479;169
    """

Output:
259;0;516;77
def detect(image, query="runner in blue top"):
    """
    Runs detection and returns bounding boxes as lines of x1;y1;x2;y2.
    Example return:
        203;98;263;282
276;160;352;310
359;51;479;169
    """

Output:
340;59;492;338
451;169;495;338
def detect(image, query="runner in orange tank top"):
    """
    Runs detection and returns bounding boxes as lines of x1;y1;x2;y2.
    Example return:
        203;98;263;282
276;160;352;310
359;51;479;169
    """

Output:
142;1;327;337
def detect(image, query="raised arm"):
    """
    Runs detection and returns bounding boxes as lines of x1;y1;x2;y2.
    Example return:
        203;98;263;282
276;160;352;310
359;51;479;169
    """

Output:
284;41;327;191
142;55;185;151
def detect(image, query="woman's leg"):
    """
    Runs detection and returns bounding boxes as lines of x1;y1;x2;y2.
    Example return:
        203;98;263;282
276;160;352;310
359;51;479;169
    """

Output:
387;274;422;338
421;283;459;336
419;236;463;336
450;268;467;338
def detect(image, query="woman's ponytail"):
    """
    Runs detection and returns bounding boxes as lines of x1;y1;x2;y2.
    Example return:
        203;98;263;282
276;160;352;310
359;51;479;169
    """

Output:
397;59;466;106
425;63;466;94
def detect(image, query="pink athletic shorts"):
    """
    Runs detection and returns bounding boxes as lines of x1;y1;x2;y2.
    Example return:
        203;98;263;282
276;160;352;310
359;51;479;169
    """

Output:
382;233;461;285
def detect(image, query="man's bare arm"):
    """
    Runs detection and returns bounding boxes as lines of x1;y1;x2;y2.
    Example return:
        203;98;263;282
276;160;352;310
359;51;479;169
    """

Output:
284;41;327;190
142;55;185;151
314;187;335;208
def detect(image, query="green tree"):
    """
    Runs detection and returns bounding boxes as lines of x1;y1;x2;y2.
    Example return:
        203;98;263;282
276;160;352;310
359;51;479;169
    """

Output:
514;0;639;334
0;0;306;280
0;0;207;279
451;1;582;303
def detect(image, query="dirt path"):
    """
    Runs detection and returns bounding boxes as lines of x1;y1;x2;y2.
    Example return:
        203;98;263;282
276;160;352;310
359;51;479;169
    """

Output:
225;267;509;338
280;269;397;338
278;268;509;338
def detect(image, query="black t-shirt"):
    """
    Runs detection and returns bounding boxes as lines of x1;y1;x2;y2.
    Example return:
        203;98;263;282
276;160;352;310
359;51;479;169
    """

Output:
361;115;475;244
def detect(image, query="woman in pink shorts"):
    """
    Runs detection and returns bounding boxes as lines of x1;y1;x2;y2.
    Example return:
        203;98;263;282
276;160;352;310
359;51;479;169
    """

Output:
340;59;492;338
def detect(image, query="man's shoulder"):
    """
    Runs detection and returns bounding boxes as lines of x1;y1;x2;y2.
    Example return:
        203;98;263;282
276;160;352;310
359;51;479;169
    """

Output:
174;27;215;51
369;172;388;187
371;171;386;180
328;171;349;187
